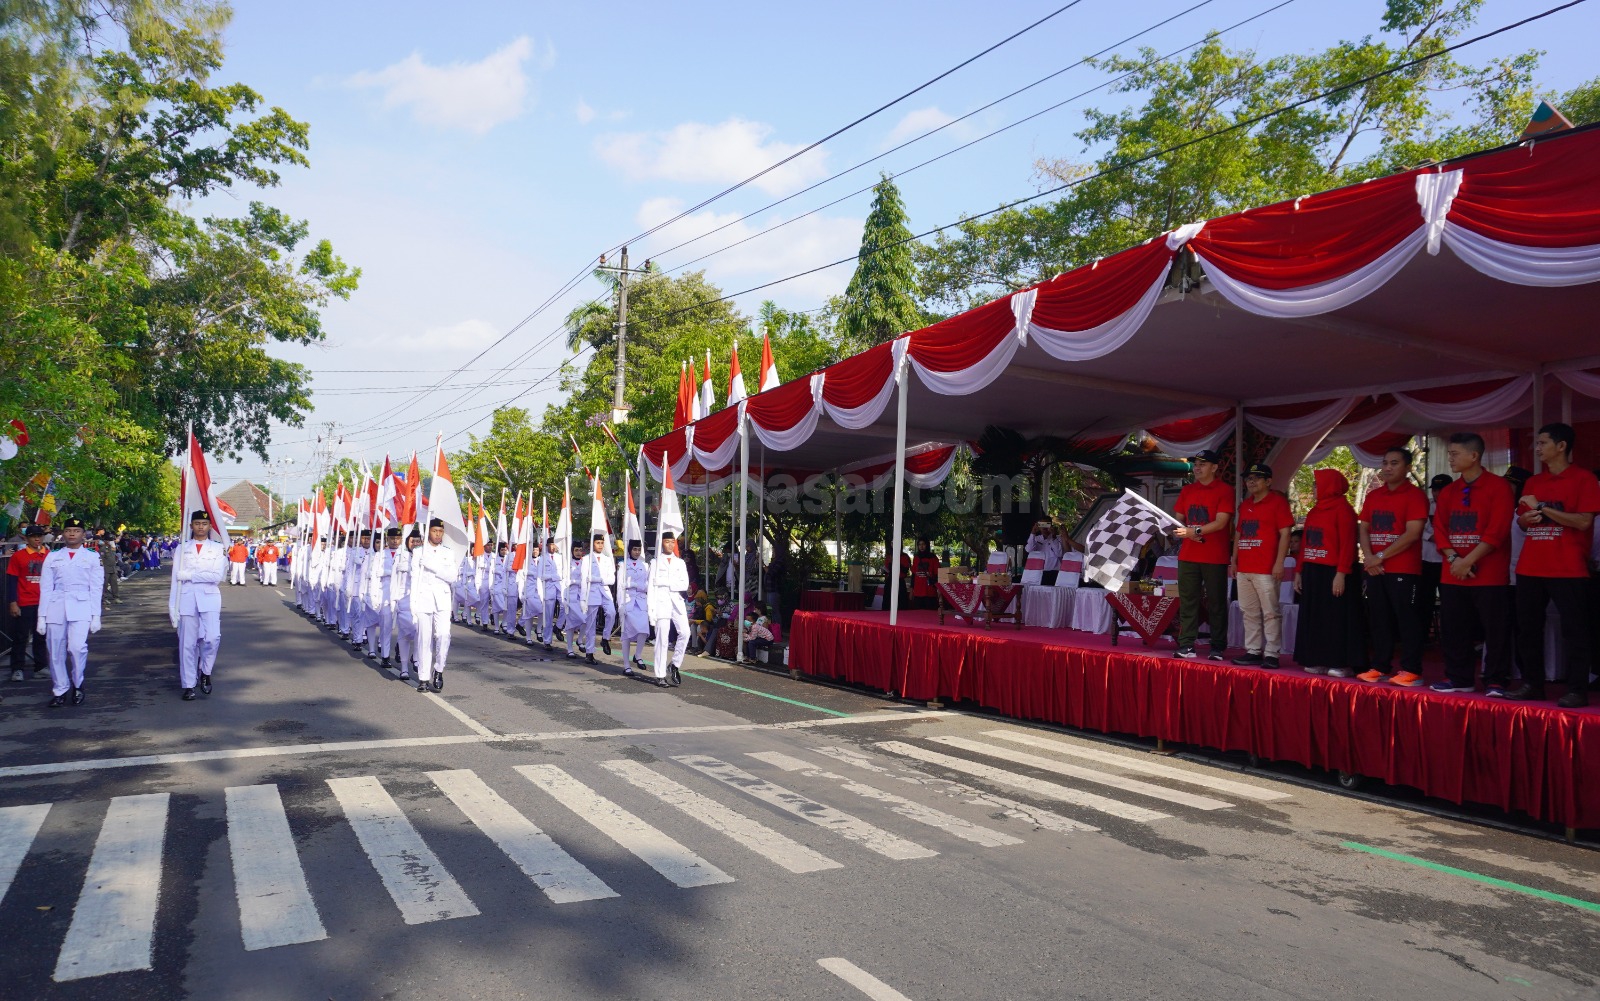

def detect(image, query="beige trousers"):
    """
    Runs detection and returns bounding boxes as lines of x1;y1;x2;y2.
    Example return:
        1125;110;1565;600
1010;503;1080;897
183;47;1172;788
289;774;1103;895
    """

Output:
1236;572;1282;656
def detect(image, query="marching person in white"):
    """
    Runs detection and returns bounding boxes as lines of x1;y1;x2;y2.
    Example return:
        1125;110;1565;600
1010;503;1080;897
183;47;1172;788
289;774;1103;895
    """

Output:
471;545;494;630
411;519;461;692
174;509;228;701
495;542;519;635
517;539;545;645
393;529;422;678
581;533;617;665
563;548;587;658
649;533;690;688
366;527;402;664
326;534;347;628
538;538;564;650
345;529;371;645
619;538;652;675
455;550;477;624
37;517;103;707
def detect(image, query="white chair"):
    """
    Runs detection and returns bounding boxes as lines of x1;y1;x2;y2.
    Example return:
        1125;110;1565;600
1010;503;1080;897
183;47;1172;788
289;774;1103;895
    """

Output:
1020;555;1045;586
1055;553;1083;589
1153;555;1178;584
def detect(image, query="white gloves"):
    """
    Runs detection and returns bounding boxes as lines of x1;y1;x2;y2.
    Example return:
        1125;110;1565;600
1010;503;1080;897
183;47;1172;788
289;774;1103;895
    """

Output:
89;616;101;634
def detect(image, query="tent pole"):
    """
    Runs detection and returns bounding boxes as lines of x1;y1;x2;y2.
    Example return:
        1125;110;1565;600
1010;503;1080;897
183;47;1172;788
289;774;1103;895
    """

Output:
1533;365;1545;473
758;443;766;615
888;358;909;627
1234;403;1246;510
737;408;749;663
834;468;843;588
704;490;711;595
1561;383;1572;426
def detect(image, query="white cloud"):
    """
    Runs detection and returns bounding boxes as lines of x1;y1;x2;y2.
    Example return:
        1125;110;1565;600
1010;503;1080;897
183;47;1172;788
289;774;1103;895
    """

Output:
595;118;827;195
348;37;535;135
636;197;862;304
384;317;501;353
574;98;596;125
883;106;957;149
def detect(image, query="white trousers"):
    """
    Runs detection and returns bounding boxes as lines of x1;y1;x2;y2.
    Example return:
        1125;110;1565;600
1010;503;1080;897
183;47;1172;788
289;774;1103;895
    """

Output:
414;608;452;682
653;604;690;678
178;609;221;688
518;589;541;641
229;562;246;585
584;592;617;653
46;620;90;696
396;609;416;669
539;588;562;644
370;603;395;657
621;593;650;664
260;563;278;586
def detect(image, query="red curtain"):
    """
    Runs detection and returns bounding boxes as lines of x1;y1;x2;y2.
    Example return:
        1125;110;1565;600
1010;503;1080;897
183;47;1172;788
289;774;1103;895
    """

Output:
1450;127;1600;247
907;295;1019;373
821;341;896;409
1147;409;1233;445
745;377;815;431
690;405;740;454
1029;239;1176;330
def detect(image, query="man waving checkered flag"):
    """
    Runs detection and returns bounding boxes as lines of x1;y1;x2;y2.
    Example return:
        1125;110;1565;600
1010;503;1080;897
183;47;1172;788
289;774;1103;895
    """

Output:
1083;489;1184;592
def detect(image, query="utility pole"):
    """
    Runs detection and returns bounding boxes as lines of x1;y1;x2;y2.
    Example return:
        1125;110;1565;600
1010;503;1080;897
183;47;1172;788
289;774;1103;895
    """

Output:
597;249;651;425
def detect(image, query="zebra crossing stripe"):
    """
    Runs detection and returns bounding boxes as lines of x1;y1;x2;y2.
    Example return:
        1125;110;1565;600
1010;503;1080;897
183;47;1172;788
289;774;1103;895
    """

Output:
747;751;1022;848
53;793;169;982
225;785;328;951
874;741;1170;823
674;755;937;861
0;803;51;907
812;745;1096;835
427;769;618;904
515;765;733;889
326;776;480;924
980;730;1292;802
929;736;1234;811
599;760;842;874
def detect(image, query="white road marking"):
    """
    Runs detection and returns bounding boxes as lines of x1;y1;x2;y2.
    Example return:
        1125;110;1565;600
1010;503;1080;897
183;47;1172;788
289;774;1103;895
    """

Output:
600;760;841;874
819;958;917;1001
748;751;1022;848
427;769;617;904
675;755;936;861
225;784;327;951
426;693;497;736
812;745;1096;835
0;803;51;906
875;742;1169;823
929;736;1233;811
980;729;1292;802
53;794;169;982
326;776;479;924
516;765;732;889
0;710;955;780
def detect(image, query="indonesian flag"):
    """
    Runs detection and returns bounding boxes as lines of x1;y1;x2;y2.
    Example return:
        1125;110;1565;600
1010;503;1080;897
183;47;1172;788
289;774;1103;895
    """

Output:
727;341;747;407
472;496;489;558
495;490;508;550
622;475;644;546
590;474;611;550
657;460;685;557
375;455;396;528
423;441;470;564
170;428;235;626
511;492;529;572
553;482;572;585
365;462;381;530
700;349;716;416
760;333;780;392
312;487;327;547
400;451;421;529
688;358;705;422
674;361;693;429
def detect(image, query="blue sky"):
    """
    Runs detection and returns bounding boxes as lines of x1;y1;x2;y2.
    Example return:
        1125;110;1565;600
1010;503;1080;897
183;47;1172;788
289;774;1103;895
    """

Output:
209;0;1600;495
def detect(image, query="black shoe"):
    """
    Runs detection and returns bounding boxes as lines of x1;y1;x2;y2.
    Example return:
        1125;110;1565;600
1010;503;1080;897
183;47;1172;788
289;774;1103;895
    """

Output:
670;665;682;687
601;638;611;656
1261;656;1280;669
49;694;66;707
544;643;554;653
1506;683;1546;702
381;657;391;668
1207;649;1225;661
182;688;197;701
623;666;634;677
655;678;670;688
417;682;428;692
1231;653;1263;666
71;686;85;705
199;674;212;695
585;653;597;664
554;627;565;642
431;674;443;692
1557;691;1590;709
1174;647;1197;659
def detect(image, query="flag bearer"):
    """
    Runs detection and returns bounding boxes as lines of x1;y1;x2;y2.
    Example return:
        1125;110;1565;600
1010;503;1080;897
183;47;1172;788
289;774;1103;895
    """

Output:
175;510;228;701
581;533;616;664
620;539;651;674
412;519;460;692
37;517;102;706
649;533;690;688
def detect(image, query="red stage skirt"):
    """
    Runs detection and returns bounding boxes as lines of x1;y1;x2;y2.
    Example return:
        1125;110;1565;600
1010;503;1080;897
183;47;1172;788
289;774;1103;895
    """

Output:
788;609;1600;829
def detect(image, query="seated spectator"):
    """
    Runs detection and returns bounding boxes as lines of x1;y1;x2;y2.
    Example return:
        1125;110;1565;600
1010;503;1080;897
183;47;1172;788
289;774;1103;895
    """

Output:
742;603;775;661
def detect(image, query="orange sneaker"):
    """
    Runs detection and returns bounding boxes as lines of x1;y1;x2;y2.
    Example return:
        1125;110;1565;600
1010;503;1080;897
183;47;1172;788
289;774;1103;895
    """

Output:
1356;669;1388;683
1389;671;1424;687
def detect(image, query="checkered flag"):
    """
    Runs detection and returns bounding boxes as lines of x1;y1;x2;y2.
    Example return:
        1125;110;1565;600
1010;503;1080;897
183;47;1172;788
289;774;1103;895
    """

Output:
1083;489;1183;592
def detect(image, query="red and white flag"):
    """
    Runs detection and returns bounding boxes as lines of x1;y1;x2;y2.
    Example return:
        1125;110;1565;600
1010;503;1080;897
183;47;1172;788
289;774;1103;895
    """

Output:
700;349;716;416
553;481;573;585
590;474;611;550
760;333;780;392
423;440;470;563
674;360;694;429
727;341;747;408
375;455;397;528
495;490;508;549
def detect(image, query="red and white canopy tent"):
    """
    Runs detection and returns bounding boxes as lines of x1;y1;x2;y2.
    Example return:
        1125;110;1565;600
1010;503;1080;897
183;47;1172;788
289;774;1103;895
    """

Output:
642;123;1600;632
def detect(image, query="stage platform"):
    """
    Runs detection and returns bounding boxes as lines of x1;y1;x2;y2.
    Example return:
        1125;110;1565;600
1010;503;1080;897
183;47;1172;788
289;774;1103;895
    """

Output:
788;609;1600;831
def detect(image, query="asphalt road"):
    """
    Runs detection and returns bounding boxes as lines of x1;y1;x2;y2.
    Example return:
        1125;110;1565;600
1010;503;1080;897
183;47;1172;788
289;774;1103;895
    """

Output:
0;568;1596;1000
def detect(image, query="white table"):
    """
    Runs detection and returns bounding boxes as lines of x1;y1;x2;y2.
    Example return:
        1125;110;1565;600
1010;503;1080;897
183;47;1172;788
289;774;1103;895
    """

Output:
1021;585;1074;629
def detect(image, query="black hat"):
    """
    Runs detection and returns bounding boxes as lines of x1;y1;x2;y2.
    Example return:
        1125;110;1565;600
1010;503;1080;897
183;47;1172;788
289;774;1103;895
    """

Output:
661;531;676;541
428;518;444;529
385;526;402;537
591;532;606;541
359;528;372;536
1245;462;1273;479
24;525;45;537
1429;473;1454;490
1189;449;1221;464
627;538;642;550
61;517;85;529
190;510;211;521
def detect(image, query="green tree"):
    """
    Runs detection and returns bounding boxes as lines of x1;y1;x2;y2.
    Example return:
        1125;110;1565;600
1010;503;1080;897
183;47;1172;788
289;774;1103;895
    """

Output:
837;174;923;352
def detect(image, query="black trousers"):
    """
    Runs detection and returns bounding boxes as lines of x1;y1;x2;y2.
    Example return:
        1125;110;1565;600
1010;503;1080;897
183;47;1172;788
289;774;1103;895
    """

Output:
7;604;46;670
1439;584;1513;687
1177;561;1229;651
1515;575;1593;694
1364;572;1423;673
1418;560;1442;636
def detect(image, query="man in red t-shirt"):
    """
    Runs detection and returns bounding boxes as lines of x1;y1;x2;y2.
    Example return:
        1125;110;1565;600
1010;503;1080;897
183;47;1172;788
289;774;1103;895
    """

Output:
1510;423;1600;708
1430;432;1515;696
6;525;51;682
1357;446;1429;686
1171;449;1235;660
1231;463;1294;668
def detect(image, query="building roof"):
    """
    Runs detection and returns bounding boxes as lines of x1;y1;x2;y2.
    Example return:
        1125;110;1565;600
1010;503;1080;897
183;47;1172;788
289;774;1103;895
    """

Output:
217;481;283;530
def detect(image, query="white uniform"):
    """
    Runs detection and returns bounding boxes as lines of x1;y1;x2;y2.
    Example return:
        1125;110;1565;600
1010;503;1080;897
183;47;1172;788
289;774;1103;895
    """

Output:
619;555;651;666
472;553;494;627
411;544;460;684
344;545;368;639
393;546;418;674
366;546;398;659
563;557;587;654
581;550;617;654
536;550;564;645
455;553;477;623
175;538;228;689
38;546;103;697
649;554;691;680
325;545;346;624
495;552;519;634
517;550;544;643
